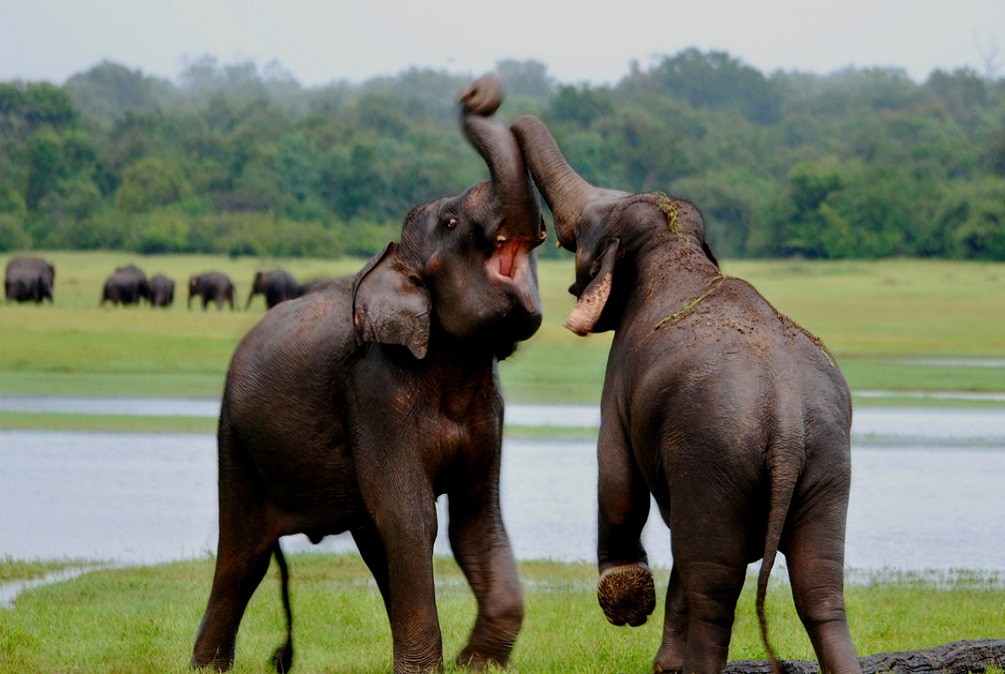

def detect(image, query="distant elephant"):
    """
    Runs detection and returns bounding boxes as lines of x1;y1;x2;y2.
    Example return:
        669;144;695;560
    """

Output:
100;265;150;306
4;256;55;303
188;272;234;311
513;115;861;674
246;269;301;309
149;274;175;308
190;74;546;674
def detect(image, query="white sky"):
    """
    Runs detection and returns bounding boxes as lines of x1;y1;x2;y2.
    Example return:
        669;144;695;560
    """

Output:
1;0;1003;86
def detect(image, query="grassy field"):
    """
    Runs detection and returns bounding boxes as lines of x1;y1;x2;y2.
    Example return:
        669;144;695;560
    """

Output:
2;252;1004;410
1;553;1002;673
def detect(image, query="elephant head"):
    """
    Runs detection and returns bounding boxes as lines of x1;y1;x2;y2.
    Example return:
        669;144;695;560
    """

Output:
353;75;546;359
512;114;717;336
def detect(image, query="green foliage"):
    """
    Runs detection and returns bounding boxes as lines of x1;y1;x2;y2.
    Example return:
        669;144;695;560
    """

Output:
2;50;1005;259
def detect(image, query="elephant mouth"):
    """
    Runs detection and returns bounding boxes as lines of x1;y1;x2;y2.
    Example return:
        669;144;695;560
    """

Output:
485;239;541;317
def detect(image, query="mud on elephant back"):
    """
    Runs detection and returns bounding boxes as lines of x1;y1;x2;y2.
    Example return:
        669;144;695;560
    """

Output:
189;73;546;674
514;113;861;674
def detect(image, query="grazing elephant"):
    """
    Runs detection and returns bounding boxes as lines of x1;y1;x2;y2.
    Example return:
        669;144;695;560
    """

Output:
100;265;150;306
246;269;301;309
513;115;861;674
149;274;175;308
190;75;545;674
4;256;55;303
188;272;235;311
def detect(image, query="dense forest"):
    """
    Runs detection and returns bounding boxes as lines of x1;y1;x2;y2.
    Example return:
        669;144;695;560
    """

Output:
2;49;1004;260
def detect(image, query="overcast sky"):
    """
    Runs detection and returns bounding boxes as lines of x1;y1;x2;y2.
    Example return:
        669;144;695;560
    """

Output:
2;0;1003;87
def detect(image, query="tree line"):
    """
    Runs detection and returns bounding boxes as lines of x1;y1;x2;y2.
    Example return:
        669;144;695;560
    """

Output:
2;49;1004;260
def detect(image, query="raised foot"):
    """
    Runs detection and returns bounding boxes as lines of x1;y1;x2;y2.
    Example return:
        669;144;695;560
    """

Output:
597;563;656;627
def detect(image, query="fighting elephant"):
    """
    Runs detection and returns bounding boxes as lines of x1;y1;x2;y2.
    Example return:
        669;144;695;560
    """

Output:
4;256;55;303
100;265;150;306
513;115;860;674
188;272;235;311
190;75;545;673
149;274;175;308
246;269;301;309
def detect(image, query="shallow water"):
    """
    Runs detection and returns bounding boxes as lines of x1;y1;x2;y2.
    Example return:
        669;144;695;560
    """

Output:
1;411;1003;571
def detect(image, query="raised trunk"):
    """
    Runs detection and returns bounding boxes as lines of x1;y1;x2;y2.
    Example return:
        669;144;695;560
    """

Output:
460;76;542;244
511;114;627;251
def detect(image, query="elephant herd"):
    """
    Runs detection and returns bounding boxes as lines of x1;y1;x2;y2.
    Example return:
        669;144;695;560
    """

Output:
190;75;862;674
3;257;317;312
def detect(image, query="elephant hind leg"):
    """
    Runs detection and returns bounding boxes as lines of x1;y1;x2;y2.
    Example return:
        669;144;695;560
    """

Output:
784;509;861;674
191;539;273;670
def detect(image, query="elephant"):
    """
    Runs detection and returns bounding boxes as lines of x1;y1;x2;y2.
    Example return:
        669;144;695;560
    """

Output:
4;256;55;303
188;272;235;311
149;274;175;308
100;265;150;306
246;269;302;309
512;114;861;674
190;74;546;674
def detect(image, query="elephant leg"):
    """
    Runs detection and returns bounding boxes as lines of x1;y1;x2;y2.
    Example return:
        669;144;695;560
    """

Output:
448;485;524;668
675;553;746;674
654;563;688;673
190;533;273;670
191;429;276;671
351;525;391;612
596;420;654;627
784;490;861;674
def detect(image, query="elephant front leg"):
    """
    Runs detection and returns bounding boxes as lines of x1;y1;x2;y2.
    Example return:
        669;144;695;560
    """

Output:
448;485;524;668
596;421;655;627
357;469;444;673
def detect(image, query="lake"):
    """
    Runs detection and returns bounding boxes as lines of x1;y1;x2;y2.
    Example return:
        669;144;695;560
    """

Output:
1;404;1003;572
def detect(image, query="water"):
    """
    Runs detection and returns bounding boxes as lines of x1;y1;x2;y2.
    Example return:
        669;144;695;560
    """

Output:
1;405;1003;571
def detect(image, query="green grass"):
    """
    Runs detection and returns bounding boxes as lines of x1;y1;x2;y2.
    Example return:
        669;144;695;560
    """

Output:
1;553;1001;673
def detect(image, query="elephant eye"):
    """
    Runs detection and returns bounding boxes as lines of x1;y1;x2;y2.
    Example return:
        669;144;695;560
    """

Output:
445;217;458;230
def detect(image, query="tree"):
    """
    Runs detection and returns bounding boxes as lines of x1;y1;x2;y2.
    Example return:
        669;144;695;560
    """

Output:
116;156;191;212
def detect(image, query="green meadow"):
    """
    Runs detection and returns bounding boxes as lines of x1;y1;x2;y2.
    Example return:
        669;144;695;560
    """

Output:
1;555;1002;673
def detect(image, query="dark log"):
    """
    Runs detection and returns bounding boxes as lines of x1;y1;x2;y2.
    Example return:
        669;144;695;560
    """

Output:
724;639;1005;674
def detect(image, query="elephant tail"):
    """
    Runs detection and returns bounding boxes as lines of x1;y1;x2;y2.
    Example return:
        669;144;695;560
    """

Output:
757;436;801;674
271;542;294;673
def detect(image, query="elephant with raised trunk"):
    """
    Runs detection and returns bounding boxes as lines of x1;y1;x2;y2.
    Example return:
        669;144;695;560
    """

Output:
4;257;55;303
187;272;234;311
246;269;301;309
190;75;545;673
513;115;860;674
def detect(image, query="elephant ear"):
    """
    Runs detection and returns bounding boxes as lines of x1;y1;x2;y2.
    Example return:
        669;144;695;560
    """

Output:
565;238;619;336
352;242;432;359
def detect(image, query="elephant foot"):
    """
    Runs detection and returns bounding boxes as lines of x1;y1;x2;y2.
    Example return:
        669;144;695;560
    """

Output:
597;563;656;627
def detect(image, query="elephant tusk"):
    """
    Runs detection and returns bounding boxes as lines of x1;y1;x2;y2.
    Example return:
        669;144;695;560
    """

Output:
496;235;509;244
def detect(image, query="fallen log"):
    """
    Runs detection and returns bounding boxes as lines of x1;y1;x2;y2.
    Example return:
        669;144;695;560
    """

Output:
724;639;1005;674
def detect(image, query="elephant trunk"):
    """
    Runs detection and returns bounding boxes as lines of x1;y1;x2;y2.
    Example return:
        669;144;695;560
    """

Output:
511;114;627;251
459;76;543;246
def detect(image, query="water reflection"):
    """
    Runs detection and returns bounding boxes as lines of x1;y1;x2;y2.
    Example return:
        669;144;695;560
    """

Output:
1;423;1003;571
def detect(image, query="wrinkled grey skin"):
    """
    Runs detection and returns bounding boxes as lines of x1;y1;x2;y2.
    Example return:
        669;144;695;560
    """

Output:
513;115;860;674
246;269;302;310
190;75;545;674
4;256;55;303
188;272;235;311
149;274;175;308
100;265;150;306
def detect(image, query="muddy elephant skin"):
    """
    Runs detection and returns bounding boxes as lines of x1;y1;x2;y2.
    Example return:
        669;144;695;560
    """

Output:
190;75;545;674
513;114;861;674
